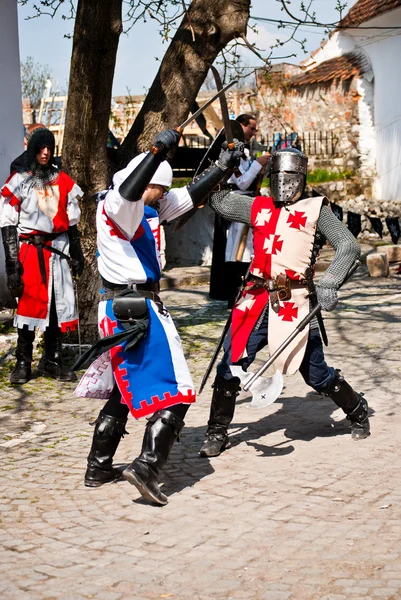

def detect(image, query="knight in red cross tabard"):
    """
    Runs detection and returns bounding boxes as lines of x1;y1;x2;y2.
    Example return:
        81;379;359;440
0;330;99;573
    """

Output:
0;128;85;385
200;147;370;458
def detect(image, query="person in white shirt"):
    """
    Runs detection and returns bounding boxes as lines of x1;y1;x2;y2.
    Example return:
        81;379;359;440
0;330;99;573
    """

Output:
210;114;270;307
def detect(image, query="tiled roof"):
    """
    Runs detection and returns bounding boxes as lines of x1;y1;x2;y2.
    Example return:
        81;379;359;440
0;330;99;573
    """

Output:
291;53;368;86
340;0;401;29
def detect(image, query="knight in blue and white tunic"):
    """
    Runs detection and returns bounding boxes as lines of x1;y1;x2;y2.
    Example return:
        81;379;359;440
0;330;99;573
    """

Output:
76;128;243;505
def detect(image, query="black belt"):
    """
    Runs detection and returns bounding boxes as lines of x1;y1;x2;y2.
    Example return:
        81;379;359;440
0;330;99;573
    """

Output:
100;278;166;314
20;233;70;286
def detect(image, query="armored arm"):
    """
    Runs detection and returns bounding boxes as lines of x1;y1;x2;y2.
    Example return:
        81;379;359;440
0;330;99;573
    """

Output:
119;129;181;202
315;204;361;311
186;143;244;208
1;225;23;297
209;190;253;225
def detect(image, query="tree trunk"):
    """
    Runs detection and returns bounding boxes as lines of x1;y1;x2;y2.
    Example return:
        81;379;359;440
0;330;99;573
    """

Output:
63;0;123;340
117;0;250;165
62;0;250;339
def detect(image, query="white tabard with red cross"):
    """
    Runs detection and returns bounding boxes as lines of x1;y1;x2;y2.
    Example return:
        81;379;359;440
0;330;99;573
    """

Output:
231;195;326;374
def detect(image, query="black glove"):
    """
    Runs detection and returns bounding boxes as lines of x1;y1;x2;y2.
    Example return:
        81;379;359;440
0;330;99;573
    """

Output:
7;267;23;298
1;225;24;297
217;138;245;172
67;225;85;279
153;129;181;157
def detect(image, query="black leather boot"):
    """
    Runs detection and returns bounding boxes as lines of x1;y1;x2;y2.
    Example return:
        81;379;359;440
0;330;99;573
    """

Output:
123;410;185;506
346;396;370;440
10;327;34;384
199;375;241;457
38;328;77;381
325;370;370;440
85;411;128;487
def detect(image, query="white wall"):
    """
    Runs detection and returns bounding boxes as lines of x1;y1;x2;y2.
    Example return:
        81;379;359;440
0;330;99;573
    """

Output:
305;8;401;202
0;0;24;304
351;8;401;200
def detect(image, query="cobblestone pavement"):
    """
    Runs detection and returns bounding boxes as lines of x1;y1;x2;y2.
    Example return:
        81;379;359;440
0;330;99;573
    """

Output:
0;265;400;600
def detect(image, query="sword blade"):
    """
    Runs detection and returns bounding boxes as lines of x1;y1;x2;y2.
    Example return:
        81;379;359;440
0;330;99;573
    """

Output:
178;80;237;131
243;260;361;392
198;313;232;395
210;66;234;148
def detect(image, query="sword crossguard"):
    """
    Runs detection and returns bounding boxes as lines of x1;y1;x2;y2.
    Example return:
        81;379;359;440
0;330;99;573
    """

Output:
150;142;165;155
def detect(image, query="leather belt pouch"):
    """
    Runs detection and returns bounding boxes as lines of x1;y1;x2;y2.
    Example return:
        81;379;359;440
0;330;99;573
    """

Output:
112;290;148;322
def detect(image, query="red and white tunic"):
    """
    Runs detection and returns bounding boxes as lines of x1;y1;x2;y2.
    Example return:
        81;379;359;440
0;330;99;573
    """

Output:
0;171;82;332
231;195;326;374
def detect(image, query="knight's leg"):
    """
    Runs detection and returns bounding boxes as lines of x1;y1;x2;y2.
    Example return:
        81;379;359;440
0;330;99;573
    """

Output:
123;403;189;506
85;385;129;487
200;308;269;457
39;291;77;381
10;326;34;384
300;328;370;440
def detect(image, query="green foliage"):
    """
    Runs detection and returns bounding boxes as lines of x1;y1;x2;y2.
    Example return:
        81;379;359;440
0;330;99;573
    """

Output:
171;177;192;189
0;321;14;335
306;169;354;183
261;169;354;188
172;170;354;191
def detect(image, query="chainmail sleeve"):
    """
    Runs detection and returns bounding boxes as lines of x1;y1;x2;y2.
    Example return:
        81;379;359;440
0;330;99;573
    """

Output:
209;190;253;225
316;204;361;289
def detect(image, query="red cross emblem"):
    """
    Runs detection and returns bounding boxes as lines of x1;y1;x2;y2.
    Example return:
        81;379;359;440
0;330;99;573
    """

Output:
287;211;307;230
278;302;298;322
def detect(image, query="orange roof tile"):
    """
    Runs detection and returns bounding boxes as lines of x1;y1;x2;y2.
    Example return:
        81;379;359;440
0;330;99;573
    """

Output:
340;0;401;29
291;53;368;86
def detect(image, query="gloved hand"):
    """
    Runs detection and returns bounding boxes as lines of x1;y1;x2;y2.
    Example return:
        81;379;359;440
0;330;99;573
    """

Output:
217;138;245;172
153;129;181;155
1;225;24;297
316;284;338;311
71;257;84;279
68;225;85;279
7;264;24;298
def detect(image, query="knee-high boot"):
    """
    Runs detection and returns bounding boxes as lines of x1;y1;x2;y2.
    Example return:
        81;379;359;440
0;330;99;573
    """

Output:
123;410;185;506
325;371;370;440
10;327;34;384
199;375;241;457
85;411;129;487
39;328;77;381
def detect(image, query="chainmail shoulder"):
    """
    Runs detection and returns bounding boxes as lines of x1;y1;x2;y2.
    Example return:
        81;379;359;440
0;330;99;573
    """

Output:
315;204;361;289
209;190;252;225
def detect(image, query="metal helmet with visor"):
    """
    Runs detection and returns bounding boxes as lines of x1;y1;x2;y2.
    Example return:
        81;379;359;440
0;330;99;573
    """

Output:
270;148;308;205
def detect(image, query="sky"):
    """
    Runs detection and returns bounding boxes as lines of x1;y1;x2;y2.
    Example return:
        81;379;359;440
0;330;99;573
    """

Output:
17;0;358;97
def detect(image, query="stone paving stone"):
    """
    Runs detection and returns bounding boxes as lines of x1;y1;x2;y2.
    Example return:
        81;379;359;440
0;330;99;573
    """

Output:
1;270;401;599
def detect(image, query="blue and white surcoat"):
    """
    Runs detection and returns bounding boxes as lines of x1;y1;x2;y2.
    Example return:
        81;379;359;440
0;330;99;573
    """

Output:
75;184;196;418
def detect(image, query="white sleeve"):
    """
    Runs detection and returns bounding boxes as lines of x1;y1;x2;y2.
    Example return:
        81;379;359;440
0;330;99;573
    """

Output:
0;173;23;227
228;159;263;191
158;187;194;223
67;182;83;226
103;189;145;240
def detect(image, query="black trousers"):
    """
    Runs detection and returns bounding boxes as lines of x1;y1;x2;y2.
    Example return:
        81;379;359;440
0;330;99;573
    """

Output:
217;309;335;393
17;289;60;361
